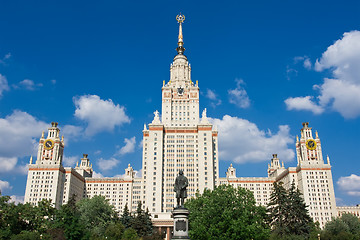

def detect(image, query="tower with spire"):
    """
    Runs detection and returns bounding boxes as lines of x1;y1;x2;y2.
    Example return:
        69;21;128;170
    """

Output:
142;14;219;217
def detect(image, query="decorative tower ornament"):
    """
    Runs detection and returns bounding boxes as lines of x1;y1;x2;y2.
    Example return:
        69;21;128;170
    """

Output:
176;14;185;55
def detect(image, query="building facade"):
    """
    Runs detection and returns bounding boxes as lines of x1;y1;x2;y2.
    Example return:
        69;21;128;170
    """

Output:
24;15;358;234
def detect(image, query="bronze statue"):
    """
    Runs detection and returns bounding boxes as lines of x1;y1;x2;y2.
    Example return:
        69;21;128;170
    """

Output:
174;170;188;208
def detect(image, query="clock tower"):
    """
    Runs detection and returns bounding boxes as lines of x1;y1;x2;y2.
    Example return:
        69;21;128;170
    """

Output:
36;122;65;165
295;122;337;226
24;122;66;208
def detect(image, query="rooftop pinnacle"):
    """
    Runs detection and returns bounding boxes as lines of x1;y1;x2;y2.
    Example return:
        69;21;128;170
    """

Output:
176;14;185;55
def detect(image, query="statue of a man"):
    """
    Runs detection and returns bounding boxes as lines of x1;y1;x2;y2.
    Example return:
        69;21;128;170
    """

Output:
174;170;188;208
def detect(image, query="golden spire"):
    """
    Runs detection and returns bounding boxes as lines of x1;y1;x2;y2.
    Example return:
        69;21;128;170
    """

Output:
176;14;185;54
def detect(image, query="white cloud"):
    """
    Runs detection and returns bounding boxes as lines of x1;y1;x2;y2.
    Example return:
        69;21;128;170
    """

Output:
63;155;79;167
228;79;250;108
116;137;136;156
74;95;131;136
294;56;312;70
303;58;312;70
286;31;360;118
0;180;12;191
138;139;143;149
210;115;294;163
94;150;102;155
337;174;360;196
206;89;217;100
134;168;142;178
15;79;43;91
4;53;11;60
286;66;298;81
97;157;120;171
16;164;29;175
0;53;11;65
0;74;10;97
10;195;24;204
62;124;84;140
0;157;18;173
92;171;104;178
284;96;324;114
0;111;48;173
316;78;360;118
205;89;222;107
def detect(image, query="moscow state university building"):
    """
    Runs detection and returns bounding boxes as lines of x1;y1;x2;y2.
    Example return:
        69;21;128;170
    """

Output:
24;15;353;231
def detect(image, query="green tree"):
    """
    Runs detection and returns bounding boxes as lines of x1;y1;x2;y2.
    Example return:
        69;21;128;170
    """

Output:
185;184;270;240
321;213;360;240
0;193;55;239
286;182;313;237
52;195;86;240
104;222;125;240
120;203;133;229
33;199;56;234
0;194;21;239
131;201;152;237
268;182;313;239
340;213;360;237
77;195;118;238
9;231;41;240
267;182;290;237
122;228;139;240
322;218;351;240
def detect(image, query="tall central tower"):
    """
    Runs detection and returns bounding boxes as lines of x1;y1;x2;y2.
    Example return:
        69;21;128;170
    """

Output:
142;15;219;217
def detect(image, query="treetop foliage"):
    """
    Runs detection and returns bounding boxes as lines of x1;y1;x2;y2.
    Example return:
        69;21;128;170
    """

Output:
185;184;270;240
0;193;162;240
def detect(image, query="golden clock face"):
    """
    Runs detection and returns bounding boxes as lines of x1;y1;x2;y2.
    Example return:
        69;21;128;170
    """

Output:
44;139;54;150
306;139;317;150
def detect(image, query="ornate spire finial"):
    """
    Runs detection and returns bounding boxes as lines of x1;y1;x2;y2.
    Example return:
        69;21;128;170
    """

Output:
176;14;185;55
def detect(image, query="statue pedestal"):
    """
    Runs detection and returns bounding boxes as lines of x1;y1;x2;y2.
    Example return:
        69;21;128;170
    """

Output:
171;208;190;239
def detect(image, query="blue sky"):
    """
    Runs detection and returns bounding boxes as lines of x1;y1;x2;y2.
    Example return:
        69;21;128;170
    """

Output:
0;0;359;206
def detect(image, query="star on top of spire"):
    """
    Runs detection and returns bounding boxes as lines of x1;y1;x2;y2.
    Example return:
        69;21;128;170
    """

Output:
176;13;185;55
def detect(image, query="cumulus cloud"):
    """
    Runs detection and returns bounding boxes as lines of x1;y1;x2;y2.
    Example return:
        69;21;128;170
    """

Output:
286;31;360;118
294;56;312;70
210;115;294;163
116;137;136;156
97;157;120;171
62;125;84;140
228;79;250;108
284;96;324;114
0;111;48;173
63;155;79;167
17;164;29;175
0;180;12;191
92;171;104;178
10;195;24;204
0;157;18;173
15;79;43;91
74;95;131;136
0;74;10;97
337;174;360;196
205;89;222;107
